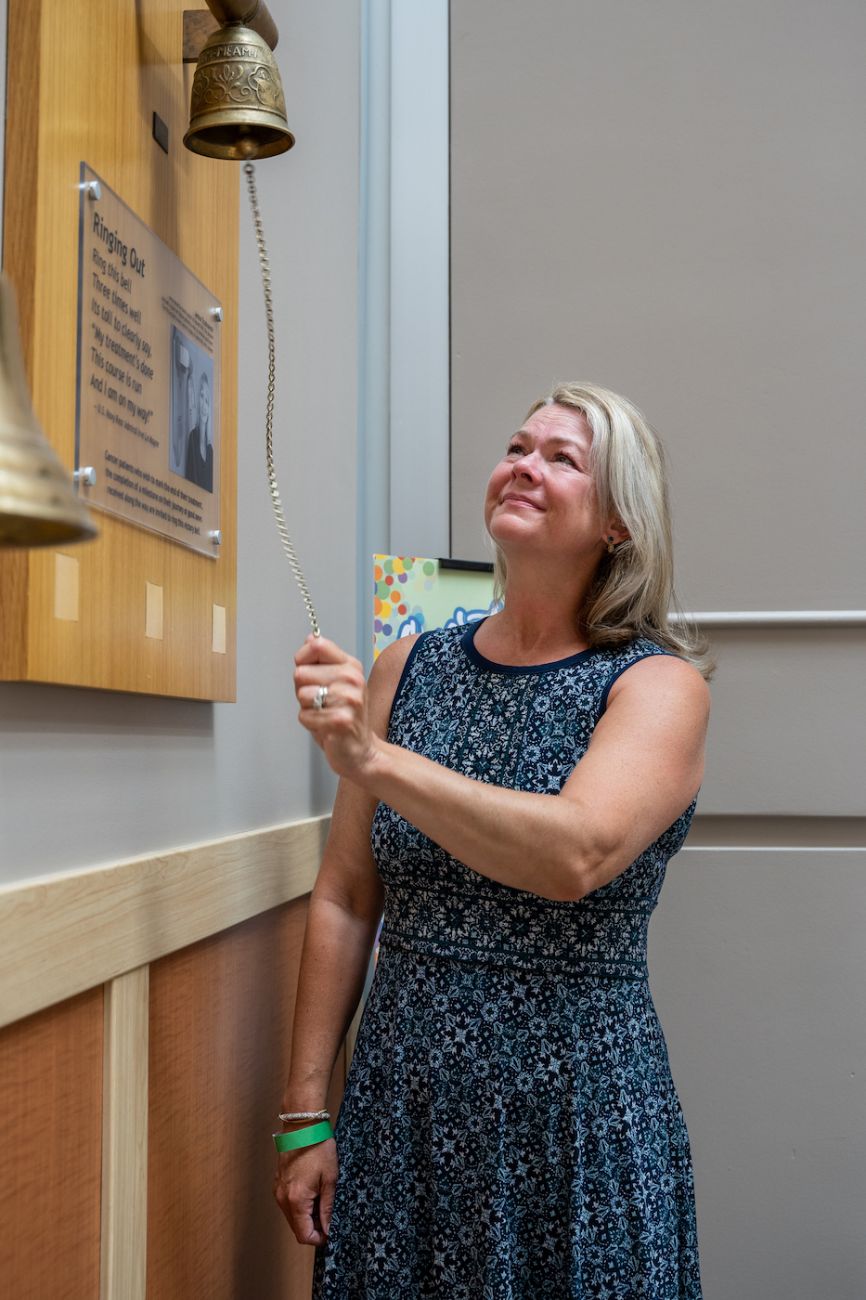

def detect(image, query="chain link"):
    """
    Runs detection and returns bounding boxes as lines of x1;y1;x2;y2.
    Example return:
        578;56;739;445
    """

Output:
244;162;321;638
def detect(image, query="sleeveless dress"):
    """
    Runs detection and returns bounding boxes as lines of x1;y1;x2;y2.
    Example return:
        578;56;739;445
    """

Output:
313;621;702;1300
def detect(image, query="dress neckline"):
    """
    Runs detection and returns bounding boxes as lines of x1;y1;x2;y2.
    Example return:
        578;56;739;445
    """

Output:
460;617;597;676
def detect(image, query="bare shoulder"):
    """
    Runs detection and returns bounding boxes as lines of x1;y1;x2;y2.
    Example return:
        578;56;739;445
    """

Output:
582;651;710;800
606;652;710;720
368;632;422;692
366;633;423;734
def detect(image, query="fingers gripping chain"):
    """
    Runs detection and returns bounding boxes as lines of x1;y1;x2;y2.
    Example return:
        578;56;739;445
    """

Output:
244;162;322;638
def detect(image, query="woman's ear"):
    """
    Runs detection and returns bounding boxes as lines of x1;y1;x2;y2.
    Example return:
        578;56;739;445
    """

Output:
604;519;630;546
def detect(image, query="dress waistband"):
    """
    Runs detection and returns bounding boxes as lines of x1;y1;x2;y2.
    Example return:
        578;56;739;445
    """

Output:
380;882;652;983
378;927;649;983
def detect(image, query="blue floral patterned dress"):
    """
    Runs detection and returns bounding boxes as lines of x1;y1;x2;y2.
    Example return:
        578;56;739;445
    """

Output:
313;620;702;1299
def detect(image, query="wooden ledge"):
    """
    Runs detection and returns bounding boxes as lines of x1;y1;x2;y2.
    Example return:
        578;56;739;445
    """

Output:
0;816;329;1028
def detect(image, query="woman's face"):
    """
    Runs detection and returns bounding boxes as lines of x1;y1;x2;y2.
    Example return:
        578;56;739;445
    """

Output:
484;403;613;563
199;379;210;430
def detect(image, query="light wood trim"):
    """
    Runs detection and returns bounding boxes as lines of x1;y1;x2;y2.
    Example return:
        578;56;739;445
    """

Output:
101;967;150;1300
0;815;329;1029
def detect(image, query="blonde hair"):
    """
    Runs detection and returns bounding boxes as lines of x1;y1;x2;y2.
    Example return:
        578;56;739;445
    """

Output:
492;381;714;679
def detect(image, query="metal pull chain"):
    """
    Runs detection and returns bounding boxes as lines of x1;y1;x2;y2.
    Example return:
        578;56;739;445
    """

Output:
243;162;321;637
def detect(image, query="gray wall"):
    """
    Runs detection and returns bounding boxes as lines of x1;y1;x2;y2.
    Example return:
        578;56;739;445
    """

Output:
450;0;866;614
449;2;865;1297
652;848;866;1298
0;0;360;883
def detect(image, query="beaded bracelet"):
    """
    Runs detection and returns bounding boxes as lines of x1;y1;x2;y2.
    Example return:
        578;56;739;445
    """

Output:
278;1109;330;1123
273;1120;334;1153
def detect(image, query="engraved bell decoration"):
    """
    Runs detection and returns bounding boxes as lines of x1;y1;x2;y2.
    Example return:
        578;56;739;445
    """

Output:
184;22;295;161
0;275;97;547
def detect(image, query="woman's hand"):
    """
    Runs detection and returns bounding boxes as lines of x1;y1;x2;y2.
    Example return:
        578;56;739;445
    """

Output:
273;1139;338;1247
294;636;382;783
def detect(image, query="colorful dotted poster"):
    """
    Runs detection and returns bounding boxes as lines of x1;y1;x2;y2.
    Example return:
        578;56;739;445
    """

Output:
372;556;499;659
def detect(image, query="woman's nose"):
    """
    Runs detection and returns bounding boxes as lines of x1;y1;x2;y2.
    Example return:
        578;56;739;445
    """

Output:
512;452;541;481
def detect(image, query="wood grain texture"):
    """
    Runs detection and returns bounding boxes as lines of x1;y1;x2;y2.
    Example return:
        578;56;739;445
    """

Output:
0;815;329;1029
102;967;150;1300
0;0;41;678
147;901;346;1300
0;551;30;675
1;0;238;699
0;987;104;1299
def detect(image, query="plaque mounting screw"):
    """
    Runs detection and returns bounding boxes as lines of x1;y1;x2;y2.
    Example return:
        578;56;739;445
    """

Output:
209;306;223;323
84;180;101;201
74;466;97;487
208;529;222;545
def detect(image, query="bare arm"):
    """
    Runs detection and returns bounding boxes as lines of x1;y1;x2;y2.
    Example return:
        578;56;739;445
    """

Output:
281;789;383;1115
283;641;411;1106
296;638;709;903
273;641;410;1245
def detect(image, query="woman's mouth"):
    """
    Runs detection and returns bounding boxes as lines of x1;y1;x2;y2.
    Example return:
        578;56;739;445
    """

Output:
500;494;543;510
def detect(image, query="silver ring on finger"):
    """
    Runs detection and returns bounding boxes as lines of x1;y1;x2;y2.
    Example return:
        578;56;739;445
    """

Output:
312;685;329;711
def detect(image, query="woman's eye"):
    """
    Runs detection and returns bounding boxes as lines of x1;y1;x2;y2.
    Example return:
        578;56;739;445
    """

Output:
506;443;524;457
555;452;577;467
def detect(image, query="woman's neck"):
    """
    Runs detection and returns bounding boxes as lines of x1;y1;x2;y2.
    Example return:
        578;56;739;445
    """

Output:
485;561;598;659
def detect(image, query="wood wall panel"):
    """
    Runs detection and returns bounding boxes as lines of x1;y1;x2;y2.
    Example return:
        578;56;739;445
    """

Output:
147;899;345;1300
0;988;104;1300
0;0;238;699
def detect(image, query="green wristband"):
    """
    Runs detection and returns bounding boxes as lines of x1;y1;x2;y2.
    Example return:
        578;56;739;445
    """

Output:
273;1120;334;1153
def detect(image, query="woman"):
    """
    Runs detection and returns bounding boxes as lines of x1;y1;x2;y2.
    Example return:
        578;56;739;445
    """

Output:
184;371;213;493
171;331;191;475
276;382;712;1298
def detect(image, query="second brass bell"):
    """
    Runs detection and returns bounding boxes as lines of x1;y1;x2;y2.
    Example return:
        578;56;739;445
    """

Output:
184;22;295;161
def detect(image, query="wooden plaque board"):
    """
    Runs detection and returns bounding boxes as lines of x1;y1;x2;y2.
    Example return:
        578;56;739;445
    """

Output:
0;0;238;700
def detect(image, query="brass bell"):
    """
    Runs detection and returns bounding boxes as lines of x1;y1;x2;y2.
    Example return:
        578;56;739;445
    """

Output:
0;275;97;547
184;22;295;161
